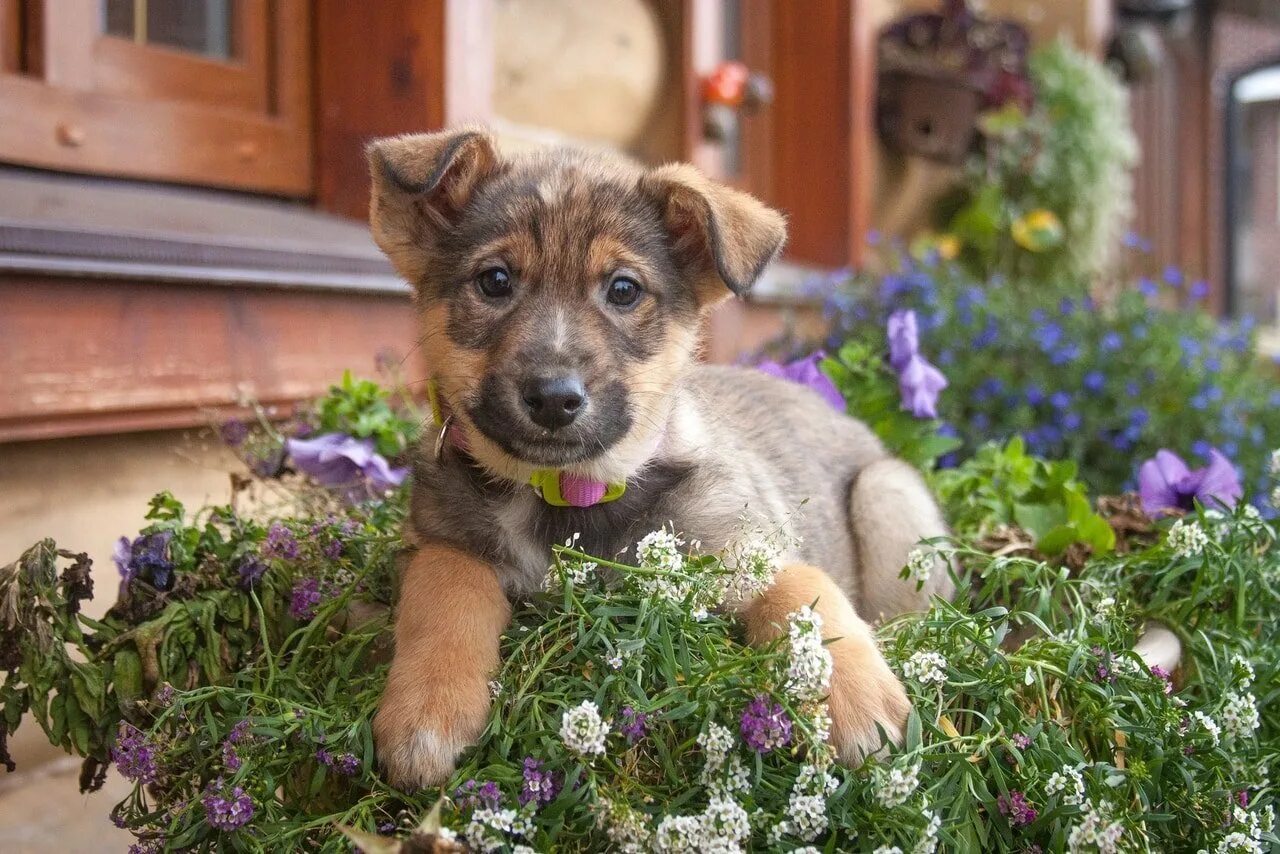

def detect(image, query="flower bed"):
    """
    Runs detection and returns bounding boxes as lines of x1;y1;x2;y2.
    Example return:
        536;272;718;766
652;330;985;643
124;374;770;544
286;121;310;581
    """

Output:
1;369;1277;853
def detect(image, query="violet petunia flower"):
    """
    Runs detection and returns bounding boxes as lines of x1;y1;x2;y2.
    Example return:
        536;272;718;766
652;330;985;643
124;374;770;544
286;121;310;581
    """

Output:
886;310;948;419
1137;448;1243;517
285;433;407;491
114;531;176;592
755;352;845;412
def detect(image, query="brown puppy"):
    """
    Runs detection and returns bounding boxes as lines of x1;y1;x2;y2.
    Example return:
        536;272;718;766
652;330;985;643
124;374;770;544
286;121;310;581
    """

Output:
366;128;953;790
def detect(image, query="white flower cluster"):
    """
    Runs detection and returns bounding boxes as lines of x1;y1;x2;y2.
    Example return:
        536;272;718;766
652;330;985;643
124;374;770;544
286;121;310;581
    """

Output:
1232;654;1256;688
1045;765;1086;806
560;700;610;756
635;529;696;605
872;847;903;854
1191;710;1222;746
914;806;942;854
1090;596;1118;627
902;650;947;687
873;759;921;809
772;763;839;842
596;797;651;854
722;532;784;602
1067;800;1124;854
785;607;833;702
652;795;751;854
1219;691;1260;742
1270;448;1280;476
465;807;533;853
1167;519;1209;558
905;546;935;584
1205;803;1275;854
810;708;832;745
1205;830;1264;854
697;722;735;771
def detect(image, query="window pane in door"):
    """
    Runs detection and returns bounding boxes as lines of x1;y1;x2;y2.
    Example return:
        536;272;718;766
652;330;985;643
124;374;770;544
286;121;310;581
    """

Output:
103;0;236;61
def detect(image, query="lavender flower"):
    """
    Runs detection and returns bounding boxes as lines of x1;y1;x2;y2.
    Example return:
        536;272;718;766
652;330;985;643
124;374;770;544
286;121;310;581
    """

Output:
111;722;159;784
1011;733;1031;750
519;757;562;808
219;419;250;447
755;352;845;412
997;791;1038;828
1137;448;1243;516
288;577;334;621
619;707;650;744
886;310;948;418
454;778;502;811
1150;665;1173;695
739;694;793;753
113;531;176;591
236;555;266;589
202;781;255;831
285;432;407;491
262;523;300;560
317;748;360;776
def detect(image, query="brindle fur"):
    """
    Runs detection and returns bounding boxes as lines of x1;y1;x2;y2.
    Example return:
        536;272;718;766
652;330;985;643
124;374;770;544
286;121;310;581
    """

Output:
367;128;954;790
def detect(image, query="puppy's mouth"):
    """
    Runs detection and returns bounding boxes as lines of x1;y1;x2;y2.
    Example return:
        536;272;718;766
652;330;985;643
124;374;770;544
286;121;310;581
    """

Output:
465;377;634;468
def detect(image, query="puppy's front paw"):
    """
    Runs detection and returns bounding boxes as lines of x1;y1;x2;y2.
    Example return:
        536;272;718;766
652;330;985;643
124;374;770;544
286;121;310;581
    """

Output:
374;677;491;790
825;648;911;765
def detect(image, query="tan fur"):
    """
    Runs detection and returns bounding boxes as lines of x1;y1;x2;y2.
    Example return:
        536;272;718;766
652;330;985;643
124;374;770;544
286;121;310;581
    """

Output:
745;564;911;763
373;544;511;790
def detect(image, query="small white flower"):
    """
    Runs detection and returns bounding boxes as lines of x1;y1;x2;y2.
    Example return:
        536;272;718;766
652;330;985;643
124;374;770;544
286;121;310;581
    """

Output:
488;679;502;699
1269;448;1280;476
465;807;522;853
637;529;686;572
1219;691;1260;742
790;848;822;854
1090;596;1117;627
1211;831;1263;854
706;754;751;798
1067;800;1124;854
810;708;832;745
902;651;948;687
785;606;833;702
873;759;921;809
697;722;735;771
914;806;942;854
1191;710;1222;746
723;531;785;602
566;560;598;587
597;797;651;853
783;792;829;842
905;546;935;583
606;653;624;671
511;847;536;854
653;814;704;853
1232;655;1256;688
699;795;750;851
1167;519;1209;558
560;700;610;756
873;847;904;854
1045;766;1086;806
1272;485;1280;510
795;763;839;797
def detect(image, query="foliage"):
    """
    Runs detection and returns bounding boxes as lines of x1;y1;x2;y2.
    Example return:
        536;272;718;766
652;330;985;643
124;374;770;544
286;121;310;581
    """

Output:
940;39;1138;282
310;370;422;459
1;375;1278;853
819;246;1280;509
933;436;1115;557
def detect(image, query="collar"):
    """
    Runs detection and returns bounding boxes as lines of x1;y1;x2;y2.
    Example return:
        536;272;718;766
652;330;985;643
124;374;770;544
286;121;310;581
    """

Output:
427;379;627;508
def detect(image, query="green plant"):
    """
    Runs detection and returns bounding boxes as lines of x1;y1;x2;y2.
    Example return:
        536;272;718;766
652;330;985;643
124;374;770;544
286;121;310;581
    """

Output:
311;370;422;458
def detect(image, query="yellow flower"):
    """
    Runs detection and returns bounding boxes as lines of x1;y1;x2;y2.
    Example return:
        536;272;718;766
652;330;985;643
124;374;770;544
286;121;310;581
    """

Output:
909;232;962;262
1011;209;1064;252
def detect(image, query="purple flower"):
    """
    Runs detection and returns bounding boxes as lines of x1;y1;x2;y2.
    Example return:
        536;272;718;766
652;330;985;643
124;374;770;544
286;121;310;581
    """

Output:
619;707;650;743
219;419;250;447
1138;448;1243;516
519;757;562;808
113;537;133;582
262;523;300;560
996;791;1038;828
1011;733;1031;750
454;779;502;811
285;433;407;491
203;781;255;831
739;694;793;753
111;723;159;784
755;352;845;412
886;310;948;419
317;749;360;776
289;577;335;621
1150;665;1173;695
114;531;176;591
322;538;343;560
1083;371;1105;393
236;555;266;589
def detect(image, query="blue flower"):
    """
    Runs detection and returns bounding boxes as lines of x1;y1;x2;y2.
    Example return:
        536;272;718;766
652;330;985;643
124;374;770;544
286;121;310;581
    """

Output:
1129;408;1149;428
1083;371;1105;393
1025;386;1046;406
1036;323;1064;353
1059;297;1075;315
972;319;1000;349
1100;331;1123;352
1050;343;1081;365
1050;391;1072;410
1063;412;1083;430
1190;280;1209;300
1138;277;1159;298
1163;266;1184;287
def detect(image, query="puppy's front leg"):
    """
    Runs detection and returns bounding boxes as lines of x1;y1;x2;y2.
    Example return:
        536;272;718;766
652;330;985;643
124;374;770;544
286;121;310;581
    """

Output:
744;564;909;763
375;543;510;790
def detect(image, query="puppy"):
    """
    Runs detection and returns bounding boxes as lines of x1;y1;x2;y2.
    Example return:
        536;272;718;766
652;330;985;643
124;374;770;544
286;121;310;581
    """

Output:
366;128;953;790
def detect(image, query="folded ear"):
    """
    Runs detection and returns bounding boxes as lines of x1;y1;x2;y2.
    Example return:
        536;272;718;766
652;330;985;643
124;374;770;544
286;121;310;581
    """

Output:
366;128;500;286
641;163;786;305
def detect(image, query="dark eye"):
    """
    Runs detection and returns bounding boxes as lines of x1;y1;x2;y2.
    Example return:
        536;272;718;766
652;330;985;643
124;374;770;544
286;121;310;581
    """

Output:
606;276;642;308
476;267;512;299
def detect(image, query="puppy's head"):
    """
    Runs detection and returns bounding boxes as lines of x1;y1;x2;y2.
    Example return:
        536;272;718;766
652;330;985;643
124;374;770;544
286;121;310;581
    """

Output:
368;128;786;482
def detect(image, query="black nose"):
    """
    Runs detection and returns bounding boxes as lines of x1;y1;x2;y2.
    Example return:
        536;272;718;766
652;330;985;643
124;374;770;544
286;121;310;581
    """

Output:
521;375;586;430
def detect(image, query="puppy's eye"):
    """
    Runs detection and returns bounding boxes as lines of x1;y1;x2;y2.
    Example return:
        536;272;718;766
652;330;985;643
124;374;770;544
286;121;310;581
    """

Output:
606;276;642;308
476;267;512;299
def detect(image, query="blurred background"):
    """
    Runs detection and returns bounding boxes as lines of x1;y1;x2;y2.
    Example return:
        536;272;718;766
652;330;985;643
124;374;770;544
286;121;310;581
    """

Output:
1;0;1279;847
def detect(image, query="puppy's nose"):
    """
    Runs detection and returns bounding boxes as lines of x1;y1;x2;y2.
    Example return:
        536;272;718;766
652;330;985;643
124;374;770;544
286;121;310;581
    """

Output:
521;375;586;430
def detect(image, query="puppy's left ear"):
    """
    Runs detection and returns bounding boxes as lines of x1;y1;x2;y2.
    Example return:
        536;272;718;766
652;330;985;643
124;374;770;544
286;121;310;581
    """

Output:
642;163;786;305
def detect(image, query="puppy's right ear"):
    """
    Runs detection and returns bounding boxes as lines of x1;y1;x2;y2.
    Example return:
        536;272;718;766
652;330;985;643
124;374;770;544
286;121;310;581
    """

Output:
366;129;500;286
